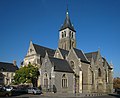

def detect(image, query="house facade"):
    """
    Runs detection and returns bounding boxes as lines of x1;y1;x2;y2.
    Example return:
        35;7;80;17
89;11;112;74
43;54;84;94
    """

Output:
0;61;18;85
23;9;113;93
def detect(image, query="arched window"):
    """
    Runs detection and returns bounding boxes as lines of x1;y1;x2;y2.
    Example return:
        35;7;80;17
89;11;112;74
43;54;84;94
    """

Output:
62;32;64;38
72;32;74;38
91;71;94;84
98;68;101;77
70;61;75;70
44;73;48;88
62;74;68;88
56;52;59;58
105;70;108;83
64;31;66;37
72;42;74;47
89;69;94;84
69;31;71;38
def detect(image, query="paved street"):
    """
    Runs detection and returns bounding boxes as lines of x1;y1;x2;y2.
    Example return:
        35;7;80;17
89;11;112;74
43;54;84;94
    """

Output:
4;93;119;98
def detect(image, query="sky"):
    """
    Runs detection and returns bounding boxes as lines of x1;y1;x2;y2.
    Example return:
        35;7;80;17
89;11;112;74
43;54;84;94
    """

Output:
0;0;120;77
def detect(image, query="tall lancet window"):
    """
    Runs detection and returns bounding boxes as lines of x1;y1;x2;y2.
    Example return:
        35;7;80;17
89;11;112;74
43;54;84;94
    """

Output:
62;74;68;88
64;31;66;37
98;68;101;77
44;73;48;88
62;32;64;38
70;61;75;70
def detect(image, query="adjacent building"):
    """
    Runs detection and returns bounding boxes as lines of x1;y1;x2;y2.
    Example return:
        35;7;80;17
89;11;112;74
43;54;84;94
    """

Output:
23;9;113;93
0;61;18;85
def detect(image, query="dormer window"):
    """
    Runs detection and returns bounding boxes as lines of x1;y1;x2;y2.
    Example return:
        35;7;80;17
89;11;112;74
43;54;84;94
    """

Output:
0;68;5;71
30;49;33;52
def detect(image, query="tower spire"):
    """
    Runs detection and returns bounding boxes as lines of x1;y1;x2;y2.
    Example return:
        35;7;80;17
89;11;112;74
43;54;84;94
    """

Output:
58;6;76;50
59;6;75;32
66;1;68;15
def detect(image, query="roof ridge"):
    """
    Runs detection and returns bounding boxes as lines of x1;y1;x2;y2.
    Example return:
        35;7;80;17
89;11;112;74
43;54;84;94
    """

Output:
85;51;98;54
49;56;67;61
33;43;55;51
0;62;13;65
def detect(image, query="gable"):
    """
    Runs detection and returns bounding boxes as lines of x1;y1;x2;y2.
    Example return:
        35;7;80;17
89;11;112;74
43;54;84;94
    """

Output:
54;48;69;59
73;48;90;64
41;54;52;72
59;48;69;59
54;49;63;59
26;41;36;56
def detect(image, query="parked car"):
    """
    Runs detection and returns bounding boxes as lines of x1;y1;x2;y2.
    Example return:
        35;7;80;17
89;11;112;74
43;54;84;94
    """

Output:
116;88;120;94
0;87;11;97
5;86;13;91
11;87;28;96
27;87;42;94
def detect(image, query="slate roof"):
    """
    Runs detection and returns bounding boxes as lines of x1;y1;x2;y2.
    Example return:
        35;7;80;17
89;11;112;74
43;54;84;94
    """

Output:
59;10;75;32
33;43;55;57
102;57;113;69
0;62;18;72
73;48;90;64
59;48;69;59
49;57;74;73
85;51;98;62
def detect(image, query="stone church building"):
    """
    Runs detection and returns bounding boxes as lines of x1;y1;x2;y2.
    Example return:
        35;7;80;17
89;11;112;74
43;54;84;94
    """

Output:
23;10;113;93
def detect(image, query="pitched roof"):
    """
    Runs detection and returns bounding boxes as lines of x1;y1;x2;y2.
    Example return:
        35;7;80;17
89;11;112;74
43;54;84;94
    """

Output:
49;57;74;73
33;43;55;57
102;57;113;69
58;48;69;59
0;62;18;72
73;48;90;64
85;51;98;62
59;10;75;32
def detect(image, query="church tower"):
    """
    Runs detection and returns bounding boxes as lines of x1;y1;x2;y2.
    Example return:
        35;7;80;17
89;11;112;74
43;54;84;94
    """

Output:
58;9;76;50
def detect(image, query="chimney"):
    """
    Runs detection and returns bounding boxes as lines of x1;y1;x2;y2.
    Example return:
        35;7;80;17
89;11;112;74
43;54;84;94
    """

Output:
13;60;16;66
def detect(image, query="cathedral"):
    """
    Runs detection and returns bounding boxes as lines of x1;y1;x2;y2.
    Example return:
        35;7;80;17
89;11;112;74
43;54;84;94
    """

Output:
23;9;113;93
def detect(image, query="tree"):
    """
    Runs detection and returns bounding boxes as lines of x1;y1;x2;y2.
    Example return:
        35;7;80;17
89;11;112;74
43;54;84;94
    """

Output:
14;63;39;87
113;77;120;89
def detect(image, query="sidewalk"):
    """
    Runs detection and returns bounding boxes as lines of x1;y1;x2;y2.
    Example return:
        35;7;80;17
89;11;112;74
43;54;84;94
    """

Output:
42;92;107;97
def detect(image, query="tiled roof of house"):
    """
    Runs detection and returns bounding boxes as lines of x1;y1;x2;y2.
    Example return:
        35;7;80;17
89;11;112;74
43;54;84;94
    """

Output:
49;57;74;73
0;62;18;72
33;43;55;57
73;48;90;64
